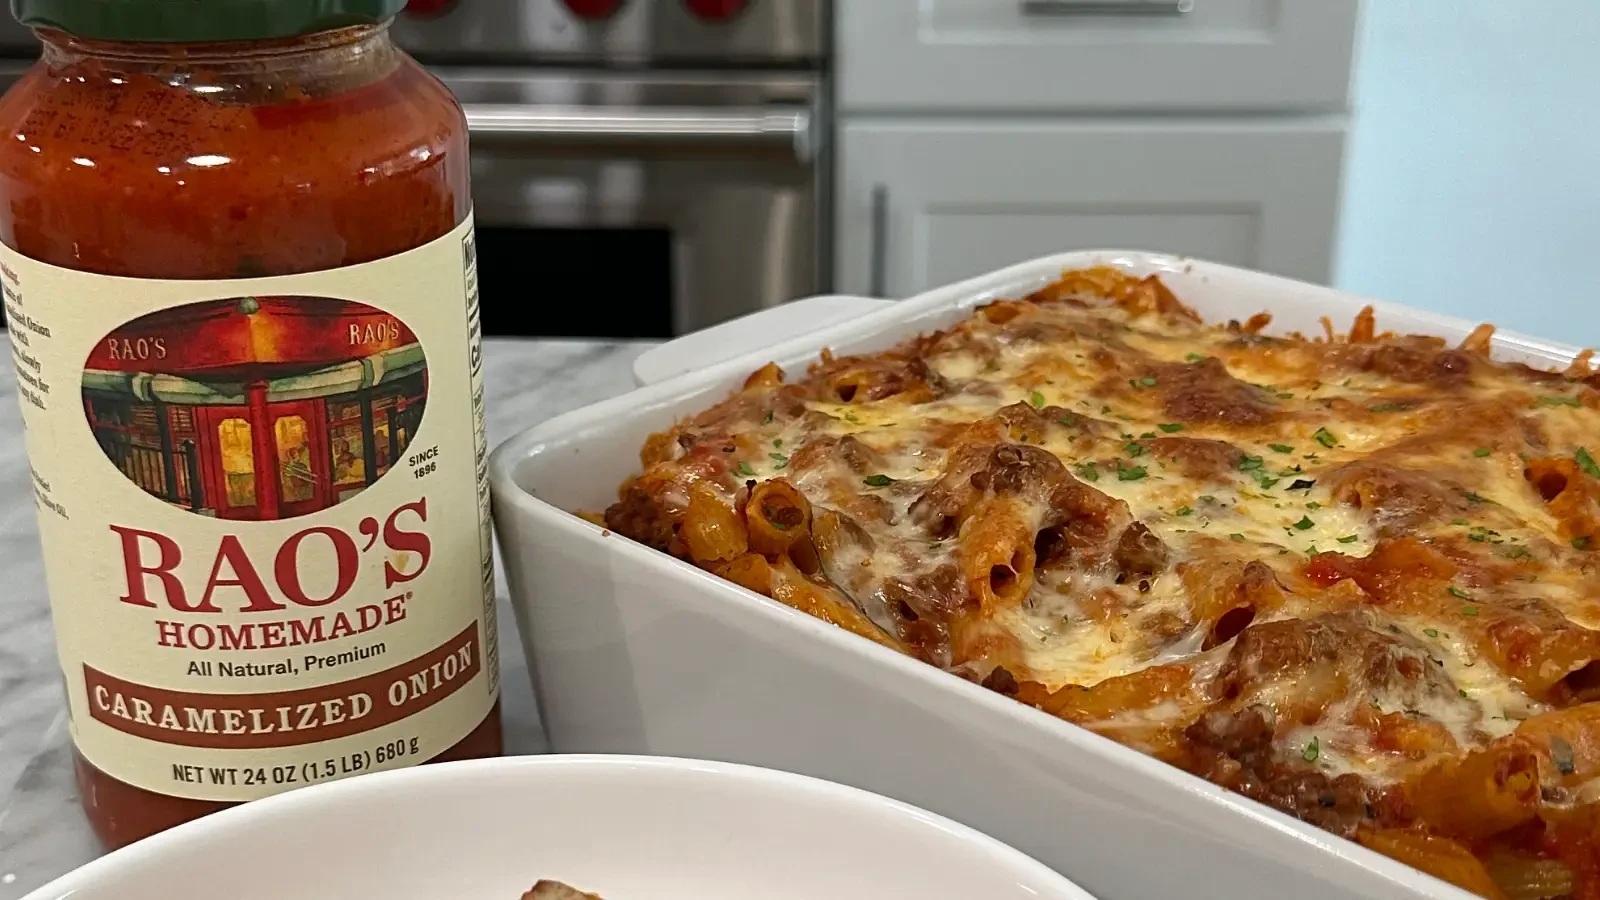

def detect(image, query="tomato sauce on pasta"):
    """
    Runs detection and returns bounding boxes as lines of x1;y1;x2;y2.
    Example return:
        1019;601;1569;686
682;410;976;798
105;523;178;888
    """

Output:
603;268;1600;900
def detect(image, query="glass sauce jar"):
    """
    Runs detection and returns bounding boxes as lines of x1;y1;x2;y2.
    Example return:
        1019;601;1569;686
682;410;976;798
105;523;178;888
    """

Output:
0;0;502;848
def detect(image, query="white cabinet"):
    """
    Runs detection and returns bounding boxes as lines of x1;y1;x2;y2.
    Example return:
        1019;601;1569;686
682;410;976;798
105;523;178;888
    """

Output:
837;0;1358;113
836;119;1346;298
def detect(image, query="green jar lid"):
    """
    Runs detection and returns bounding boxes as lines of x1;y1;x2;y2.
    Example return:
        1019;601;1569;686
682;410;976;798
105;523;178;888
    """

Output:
12;0;408;43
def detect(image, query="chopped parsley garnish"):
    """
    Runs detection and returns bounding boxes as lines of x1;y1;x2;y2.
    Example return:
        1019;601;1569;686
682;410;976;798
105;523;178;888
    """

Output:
1534;395;1581;408
1029;390;1046;408
1238;455;1264;471
1368;402;1412;413
1575;536;1594;551
1465;492;1488;504
1125;442;1145;457
1137;376;1159;387
1268;444;1294;454
1158;423;1184;433
1057;415;1078;427
1578;447;1600;478
843;412;861;424
1447;586;1471;600
1337;534;1359;544
1076;462;1100;482
1101;405;1112;414
1117;465;1148;482
1292;516;1315;531
1463;606;1479;616
1423;628;1440;638
734;461;756;477
1176;506;1194;517
863;474;895;487
1230;533;1246;541
1313;427;1338;448
1288;479;1316;491
1473;448;1491;458
1306;501;1323;510
773;438;783;448
1141;431;1157;439
1302;737;1320;763
1185;352;1207;362
1277;392;1294;400
1452;518;1469;526
769;452;789;469
1257;474;1281;490
1459;689;1469;699
1497;545;1531;560
761;409;773;424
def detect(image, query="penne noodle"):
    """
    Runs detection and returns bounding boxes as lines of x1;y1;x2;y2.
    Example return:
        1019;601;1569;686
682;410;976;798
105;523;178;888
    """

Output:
1355;830;1508;900
1514;704;1600;784
1013;665;1192;724
743;361;785;389
1460;323;1496;356
715;552;773;596
1178;558;1288;650
769;558;903;652
949;616;1030;679
1349;306;1378;342
957;500;1035;614
746;479;819;573
1483;852;1576;900
1410;741;1541;842
678;484;748;565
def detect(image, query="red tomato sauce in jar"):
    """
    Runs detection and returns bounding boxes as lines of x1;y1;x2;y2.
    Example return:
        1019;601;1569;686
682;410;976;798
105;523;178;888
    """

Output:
0;2;501;849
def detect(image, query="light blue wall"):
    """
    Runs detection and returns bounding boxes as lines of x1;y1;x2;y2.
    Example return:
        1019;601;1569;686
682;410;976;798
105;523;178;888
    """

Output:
1335;1;1600;345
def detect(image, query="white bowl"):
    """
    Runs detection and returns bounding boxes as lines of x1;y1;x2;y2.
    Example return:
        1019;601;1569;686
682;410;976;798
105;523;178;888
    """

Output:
21;755;1093;900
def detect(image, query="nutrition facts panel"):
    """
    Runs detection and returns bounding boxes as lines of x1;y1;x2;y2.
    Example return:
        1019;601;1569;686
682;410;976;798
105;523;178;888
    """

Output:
463;225;498;694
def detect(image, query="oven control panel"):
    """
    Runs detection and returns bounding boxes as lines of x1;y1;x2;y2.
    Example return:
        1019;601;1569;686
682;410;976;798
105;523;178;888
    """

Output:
392;0;823;65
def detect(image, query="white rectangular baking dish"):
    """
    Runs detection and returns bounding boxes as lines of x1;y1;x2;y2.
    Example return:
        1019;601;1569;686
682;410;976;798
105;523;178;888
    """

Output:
489;251;1582;900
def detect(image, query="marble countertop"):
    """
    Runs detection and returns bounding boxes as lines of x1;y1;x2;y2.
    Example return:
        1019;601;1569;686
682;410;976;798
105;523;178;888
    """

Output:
0;338;654;898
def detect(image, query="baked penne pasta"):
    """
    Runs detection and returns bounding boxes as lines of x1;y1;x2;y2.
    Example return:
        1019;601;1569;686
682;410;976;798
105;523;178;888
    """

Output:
600;267;1600;898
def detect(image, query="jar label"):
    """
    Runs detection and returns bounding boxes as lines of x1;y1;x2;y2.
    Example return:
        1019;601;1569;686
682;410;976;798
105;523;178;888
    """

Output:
2;217;498;801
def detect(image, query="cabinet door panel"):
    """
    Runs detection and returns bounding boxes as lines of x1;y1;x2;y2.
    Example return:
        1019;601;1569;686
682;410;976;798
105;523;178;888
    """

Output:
836;119;1346;298
837;0;1357;113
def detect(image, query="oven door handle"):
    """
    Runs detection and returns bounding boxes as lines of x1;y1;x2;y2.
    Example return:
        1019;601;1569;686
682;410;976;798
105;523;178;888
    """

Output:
461;104;816;163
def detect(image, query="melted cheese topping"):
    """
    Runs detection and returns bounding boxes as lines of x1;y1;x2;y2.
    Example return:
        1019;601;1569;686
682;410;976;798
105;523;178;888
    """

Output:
605;269;1600;894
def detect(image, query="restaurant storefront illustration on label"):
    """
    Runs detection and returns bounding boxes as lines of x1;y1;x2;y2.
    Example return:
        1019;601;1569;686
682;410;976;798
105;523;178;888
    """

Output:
81;296;427;520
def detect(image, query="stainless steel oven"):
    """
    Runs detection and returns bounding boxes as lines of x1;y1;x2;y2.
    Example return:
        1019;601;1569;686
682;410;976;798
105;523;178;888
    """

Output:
394;0;830;339
0;0;831;339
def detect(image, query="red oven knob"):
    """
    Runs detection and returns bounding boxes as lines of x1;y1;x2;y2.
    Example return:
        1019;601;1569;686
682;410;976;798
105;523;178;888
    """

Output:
404;0;455;16
562;0;626;19
683;0;749;21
